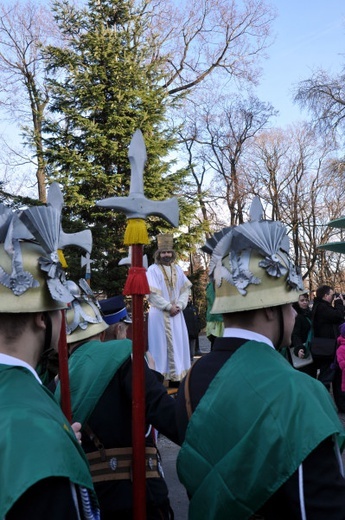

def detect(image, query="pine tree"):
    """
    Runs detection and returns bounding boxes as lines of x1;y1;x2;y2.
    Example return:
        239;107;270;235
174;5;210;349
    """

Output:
43;0;194;294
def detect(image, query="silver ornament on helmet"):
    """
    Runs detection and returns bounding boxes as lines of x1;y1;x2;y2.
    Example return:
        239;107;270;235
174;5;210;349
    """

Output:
204;196;305;314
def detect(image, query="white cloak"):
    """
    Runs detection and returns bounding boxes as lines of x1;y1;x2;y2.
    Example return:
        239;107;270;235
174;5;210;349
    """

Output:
147;263;192;381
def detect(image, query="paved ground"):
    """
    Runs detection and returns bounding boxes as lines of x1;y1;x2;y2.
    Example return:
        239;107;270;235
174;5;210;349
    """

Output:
196;333;212;355
158;435;188;519
158;335;211;519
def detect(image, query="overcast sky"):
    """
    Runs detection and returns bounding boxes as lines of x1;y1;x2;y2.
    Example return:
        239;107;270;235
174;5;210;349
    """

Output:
256;0;345;127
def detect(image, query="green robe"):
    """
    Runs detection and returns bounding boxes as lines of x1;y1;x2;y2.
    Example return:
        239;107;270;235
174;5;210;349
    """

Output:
55;339;132;423
0;364;95;518
177;340;345;519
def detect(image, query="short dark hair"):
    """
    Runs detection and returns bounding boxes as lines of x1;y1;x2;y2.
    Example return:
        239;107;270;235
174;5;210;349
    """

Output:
316;285;333;300
299;292;309;299
0;313;32;343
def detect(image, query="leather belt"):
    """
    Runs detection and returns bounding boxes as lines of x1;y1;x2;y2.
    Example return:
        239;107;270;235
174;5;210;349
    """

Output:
86;446;162;482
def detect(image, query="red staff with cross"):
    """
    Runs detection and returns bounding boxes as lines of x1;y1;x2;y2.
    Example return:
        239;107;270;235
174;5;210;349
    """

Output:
96;129;179;520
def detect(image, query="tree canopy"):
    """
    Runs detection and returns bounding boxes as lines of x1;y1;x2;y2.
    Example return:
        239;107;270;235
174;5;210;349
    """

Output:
294;67;345;140
42;0;197;293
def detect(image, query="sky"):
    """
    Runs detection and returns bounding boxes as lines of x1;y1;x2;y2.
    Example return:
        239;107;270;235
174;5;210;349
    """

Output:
256;0;345;127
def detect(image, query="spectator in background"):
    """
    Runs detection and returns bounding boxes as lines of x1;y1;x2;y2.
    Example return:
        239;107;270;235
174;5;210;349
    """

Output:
146;234;192;385
290;292;316;377
312;285;345;389
334;322;345;413
99;295;132;341
336;322;345;393
183;296;201;361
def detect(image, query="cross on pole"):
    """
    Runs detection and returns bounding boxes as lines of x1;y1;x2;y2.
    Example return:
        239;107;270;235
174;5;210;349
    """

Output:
96;129;179;520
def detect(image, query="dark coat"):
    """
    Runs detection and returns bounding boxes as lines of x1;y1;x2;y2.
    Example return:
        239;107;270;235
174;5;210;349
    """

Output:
52;355;178;517
290;305;316;376
86;358;177;515
312;298;344;339
291;304;312;354
183;302;201;339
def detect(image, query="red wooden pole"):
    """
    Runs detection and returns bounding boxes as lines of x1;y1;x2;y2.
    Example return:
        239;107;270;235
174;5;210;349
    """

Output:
131;244;146;520
58;309;72;422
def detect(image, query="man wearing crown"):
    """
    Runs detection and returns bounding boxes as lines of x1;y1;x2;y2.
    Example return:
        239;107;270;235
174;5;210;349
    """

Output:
146;233;192;385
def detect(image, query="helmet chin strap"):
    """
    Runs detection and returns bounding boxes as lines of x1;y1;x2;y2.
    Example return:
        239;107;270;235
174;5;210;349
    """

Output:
37;313;53;370
43;312;53;352
276;306;285;351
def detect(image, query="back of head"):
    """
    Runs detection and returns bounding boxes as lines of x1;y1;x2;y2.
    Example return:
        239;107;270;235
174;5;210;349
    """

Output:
204;197;304;315
316;285;333;300
98;295;131;325
66;279;108;344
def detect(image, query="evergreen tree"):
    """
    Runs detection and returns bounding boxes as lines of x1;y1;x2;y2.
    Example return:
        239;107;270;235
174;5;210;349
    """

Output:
43;0;196;294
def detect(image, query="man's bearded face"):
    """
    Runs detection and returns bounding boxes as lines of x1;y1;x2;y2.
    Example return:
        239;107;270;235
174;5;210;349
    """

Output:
159;250;173;265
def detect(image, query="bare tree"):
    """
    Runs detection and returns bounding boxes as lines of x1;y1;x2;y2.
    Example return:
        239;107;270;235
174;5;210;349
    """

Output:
294;67;345;140
179;92;276;228
249;123;345;289
0;0;275;204
147;0;276;96
0;1;58;202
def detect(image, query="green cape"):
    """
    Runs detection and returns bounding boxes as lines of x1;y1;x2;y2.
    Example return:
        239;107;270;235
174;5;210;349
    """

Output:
55;339;132;424
177;341;345;519
0;364;95;517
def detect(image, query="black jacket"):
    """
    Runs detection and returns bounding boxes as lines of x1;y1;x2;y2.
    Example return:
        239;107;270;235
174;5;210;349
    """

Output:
52;354;178;516
183;302;201;339
312;297;344;339
86;358;178;514
291;303;312;354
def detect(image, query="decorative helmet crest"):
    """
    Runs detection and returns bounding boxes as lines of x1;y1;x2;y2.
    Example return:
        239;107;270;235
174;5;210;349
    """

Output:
65;279;108;343
0;183;92;313
203;197;305;314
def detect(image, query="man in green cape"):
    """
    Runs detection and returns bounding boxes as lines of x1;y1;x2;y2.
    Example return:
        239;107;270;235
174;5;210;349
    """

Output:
54;280;178;519
0;202;99;519
175;197;345;519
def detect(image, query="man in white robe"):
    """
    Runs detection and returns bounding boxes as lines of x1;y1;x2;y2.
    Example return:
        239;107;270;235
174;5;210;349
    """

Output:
147;234;192;384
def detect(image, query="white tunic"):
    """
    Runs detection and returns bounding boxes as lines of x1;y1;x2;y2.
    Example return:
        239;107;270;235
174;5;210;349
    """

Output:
147;263;192;381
